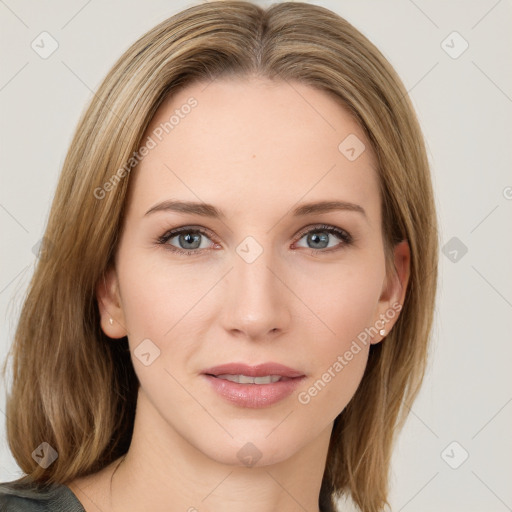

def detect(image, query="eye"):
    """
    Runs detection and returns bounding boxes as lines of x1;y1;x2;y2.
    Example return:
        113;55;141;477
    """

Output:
294;224;353;254
157;226;216;256
156;223;353;256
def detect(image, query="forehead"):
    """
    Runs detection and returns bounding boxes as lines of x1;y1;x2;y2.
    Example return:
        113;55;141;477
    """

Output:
127;77;380;225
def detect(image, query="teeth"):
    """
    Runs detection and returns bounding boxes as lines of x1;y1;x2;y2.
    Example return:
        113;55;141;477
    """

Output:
216;374;282;384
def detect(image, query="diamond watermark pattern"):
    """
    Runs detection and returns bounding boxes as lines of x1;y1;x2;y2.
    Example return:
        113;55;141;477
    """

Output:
237;442;262;467
31;442;58;468
134;338;161;366
441;441;469;469
236;236;263;264
31;31;59;59
32;237;54;261
338;134;366;161
441;31;469;59
442;237;468;263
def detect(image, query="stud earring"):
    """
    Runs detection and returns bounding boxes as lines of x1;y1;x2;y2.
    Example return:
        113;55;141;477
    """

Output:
379;328;385;336
109;318;113;325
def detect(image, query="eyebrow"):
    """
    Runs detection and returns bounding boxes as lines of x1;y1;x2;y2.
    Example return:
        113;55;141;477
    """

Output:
144;199;366;219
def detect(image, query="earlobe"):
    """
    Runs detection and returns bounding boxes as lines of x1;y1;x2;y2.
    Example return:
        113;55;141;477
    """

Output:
96;266;127;339
372;240;410;344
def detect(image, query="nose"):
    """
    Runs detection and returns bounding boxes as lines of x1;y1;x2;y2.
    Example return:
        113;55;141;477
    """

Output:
219;242;292;341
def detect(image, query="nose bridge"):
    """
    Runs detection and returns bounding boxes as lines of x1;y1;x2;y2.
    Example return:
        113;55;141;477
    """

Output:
234;238;276;294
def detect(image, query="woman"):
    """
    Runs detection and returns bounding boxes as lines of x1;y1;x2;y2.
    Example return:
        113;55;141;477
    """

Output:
0;1;438;511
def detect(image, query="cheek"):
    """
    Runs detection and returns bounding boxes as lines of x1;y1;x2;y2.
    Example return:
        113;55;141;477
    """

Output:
295;309;375;422
294;256;385;346
117;249;198;337
116;252;215;390
292;260;383;413
116;258;199;407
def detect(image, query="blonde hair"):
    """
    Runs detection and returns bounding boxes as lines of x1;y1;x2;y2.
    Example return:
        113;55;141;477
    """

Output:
1;2;438;511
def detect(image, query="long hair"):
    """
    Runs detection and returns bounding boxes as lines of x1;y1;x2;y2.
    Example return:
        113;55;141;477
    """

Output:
1;2;438;511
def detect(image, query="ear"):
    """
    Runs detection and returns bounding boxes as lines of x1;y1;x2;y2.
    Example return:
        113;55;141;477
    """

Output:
96;266;128;339
371;240;410;345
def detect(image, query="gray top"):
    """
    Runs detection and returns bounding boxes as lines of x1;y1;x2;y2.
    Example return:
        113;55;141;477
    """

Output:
0;480;85;511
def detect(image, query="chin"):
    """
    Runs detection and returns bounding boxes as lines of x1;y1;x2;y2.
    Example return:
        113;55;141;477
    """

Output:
194;428;306;468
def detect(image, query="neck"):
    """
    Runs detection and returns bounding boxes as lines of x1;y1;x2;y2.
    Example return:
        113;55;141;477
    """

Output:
105;389;332;512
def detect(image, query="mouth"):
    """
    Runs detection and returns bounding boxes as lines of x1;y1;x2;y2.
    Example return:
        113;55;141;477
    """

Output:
201;362;306;381
205;374;296;384
200;362;306;408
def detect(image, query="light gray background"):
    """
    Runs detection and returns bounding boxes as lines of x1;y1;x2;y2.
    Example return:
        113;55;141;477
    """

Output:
1;1;511;511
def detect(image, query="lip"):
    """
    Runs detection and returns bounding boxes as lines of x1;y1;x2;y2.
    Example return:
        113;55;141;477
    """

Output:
201;362;307;409
201;362;305;379
202;374;306;408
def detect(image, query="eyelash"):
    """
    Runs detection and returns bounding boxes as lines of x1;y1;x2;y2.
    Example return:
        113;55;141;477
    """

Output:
156;224;353;257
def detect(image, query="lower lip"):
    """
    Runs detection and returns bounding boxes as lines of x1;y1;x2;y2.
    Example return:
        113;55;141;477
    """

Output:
202;374;306;408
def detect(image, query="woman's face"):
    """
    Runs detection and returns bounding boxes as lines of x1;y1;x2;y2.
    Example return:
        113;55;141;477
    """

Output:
99;77;408;467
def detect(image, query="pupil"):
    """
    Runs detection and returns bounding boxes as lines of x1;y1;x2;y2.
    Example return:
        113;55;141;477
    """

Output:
181;233;200;249
309;232;328;249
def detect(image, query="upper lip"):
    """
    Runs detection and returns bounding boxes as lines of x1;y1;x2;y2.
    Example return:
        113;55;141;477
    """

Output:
202;362;305;378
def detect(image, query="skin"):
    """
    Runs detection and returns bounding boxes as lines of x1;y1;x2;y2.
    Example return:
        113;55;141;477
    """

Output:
68;77;410;512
